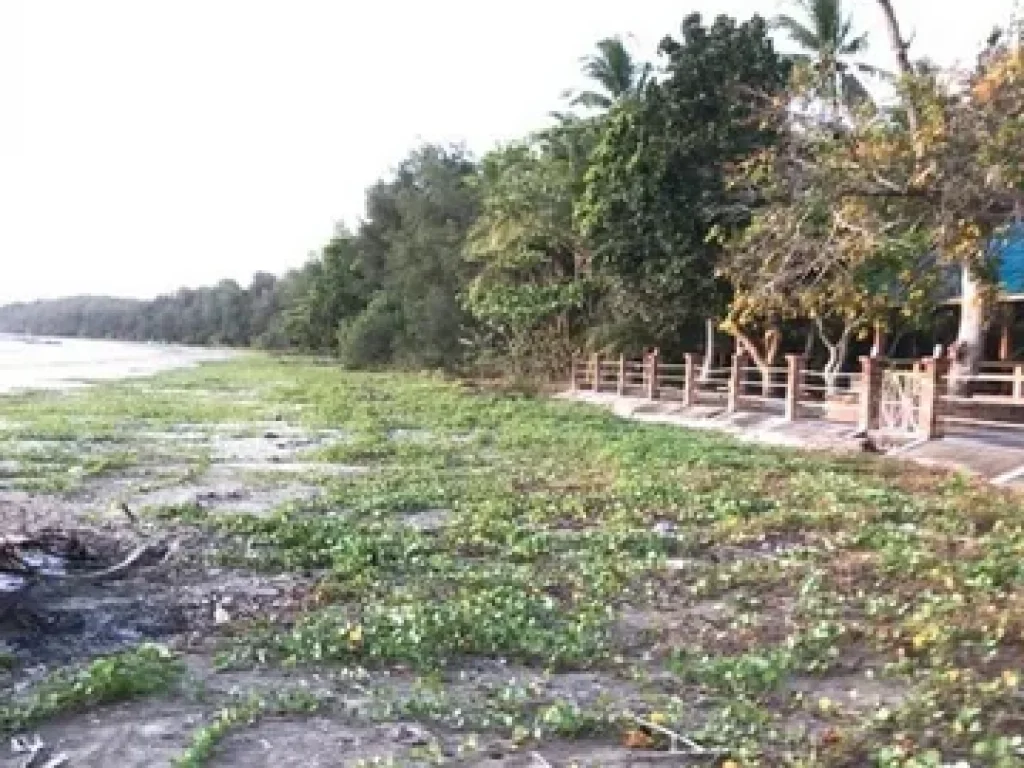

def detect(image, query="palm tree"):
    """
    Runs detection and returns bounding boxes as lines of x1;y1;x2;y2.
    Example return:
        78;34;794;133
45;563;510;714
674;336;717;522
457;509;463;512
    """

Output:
774;0;884;109
563;36;652;111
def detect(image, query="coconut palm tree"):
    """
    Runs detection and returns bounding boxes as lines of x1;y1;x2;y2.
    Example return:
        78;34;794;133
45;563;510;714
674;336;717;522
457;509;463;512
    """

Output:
774;0;884;110
563;36;652;111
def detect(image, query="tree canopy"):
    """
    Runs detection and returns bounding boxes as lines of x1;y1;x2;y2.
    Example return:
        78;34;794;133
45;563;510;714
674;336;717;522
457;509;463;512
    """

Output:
3;4;1021;382
773;0;882;109
563;37;652;111
576;13;791;352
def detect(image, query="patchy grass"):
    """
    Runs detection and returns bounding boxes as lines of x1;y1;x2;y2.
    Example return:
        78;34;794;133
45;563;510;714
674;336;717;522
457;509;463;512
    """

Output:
0;644;183;732
2;355;1024;765
173;689;322;768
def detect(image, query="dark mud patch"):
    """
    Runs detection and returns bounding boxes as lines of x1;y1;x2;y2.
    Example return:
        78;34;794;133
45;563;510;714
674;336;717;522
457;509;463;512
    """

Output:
0;553;312;674
0;585;188;669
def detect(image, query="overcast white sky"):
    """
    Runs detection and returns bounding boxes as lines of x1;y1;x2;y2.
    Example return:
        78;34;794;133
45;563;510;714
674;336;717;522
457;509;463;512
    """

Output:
0;0;1017;303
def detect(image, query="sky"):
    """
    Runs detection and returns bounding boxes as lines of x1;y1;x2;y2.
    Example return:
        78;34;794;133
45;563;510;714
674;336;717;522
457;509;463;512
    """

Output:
0;0;1018;303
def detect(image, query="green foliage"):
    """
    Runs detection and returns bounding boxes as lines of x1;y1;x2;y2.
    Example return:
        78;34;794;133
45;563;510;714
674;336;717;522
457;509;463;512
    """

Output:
288;145;480;369
264;585;608;670
173;690;321;768
335;293;403;367
564;36;652;111
576;13;791;350
283;231;368;353
772;0;881;109
0;644;182;733
465;118;602;372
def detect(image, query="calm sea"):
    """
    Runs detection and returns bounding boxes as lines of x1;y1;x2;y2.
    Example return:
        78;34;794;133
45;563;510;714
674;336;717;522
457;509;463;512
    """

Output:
0;335;233;393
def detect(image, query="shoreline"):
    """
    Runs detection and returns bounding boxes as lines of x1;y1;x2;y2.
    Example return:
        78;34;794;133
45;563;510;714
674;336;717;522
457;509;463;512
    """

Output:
0;336;236;394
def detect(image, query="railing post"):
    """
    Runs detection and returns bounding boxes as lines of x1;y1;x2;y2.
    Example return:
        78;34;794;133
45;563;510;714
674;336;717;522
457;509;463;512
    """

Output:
919;357;946;439
570;355;577;392
858;356;884;434
617;355;626;395
683;353;697;407
1014;364;1023;401
727;352;745;413
591;353;601;393
1000;303;1014;361
646;349;660;400
785;354;803;422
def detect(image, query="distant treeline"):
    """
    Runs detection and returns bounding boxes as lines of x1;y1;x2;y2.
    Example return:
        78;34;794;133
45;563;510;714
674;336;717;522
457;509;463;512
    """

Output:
0;273;290;348
0;144;481;368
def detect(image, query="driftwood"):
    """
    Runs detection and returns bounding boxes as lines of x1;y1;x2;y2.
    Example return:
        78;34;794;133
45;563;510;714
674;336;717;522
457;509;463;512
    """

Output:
1;536;156;583
0;521;164;589
628;716;730;757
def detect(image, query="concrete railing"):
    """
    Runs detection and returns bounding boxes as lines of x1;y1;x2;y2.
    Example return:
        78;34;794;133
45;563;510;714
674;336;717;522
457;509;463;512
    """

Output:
570;351;1024;439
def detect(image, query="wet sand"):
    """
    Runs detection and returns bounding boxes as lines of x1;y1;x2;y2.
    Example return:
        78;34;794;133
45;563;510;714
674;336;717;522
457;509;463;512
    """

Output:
0;335;233;393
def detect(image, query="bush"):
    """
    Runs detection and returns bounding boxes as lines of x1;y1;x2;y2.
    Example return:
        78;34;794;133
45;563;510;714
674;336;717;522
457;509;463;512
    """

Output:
336;294;403;368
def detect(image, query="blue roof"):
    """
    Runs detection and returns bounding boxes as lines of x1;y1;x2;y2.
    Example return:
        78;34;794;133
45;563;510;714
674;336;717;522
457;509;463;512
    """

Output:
942;222;1024;300
992;222;1024;295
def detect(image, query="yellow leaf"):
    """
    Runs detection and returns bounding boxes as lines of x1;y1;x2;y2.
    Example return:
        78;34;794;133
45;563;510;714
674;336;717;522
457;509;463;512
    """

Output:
623;729;653;749
649;712;667;725
1003;670;1019;688
347;624;363;645
721;761;742;768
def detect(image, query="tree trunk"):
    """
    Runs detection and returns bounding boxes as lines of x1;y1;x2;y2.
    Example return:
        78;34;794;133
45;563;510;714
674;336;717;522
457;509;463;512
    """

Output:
731;327;780;397
814;319;853;396
950;264;988;395
822;334;851;395
875;0;918;132
700;317;717;381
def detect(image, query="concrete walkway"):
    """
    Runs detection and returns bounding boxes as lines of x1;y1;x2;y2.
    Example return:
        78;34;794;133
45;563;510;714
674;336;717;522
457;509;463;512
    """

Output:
559;391;864;450
560;390;1024;486
897;428;1024;487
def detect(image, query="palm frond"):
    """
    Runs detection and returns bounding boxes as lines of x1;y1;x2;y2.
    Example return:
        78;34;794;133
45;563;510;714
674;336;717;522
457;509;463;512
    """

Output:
840;71;872;105
772;14;822;51
636;61;654;91
840;30;870;55
569;91;614;110
810;0;841;47
853;61;892;81
574;36;652;110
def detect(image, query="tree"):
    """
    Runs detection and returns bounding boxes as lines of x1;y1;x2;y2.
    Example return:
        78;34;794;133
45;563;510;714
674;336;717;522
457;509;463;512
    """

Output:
0;274;297;348
464;118;601;374
867;1;1024;387
724;1;1024;396
277;145;480;368
773;0;882;110
719;131;939;392
282;233;369;352
357;145;480;368
564;36;652;111
576;13;791;358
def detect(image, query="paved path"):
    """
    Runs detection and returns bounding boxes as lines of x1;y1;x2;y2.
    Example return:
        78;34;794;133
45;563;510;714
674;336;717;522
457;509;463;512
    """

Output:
559;392;862;451
560;391;1024;487
899;428;1024;486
